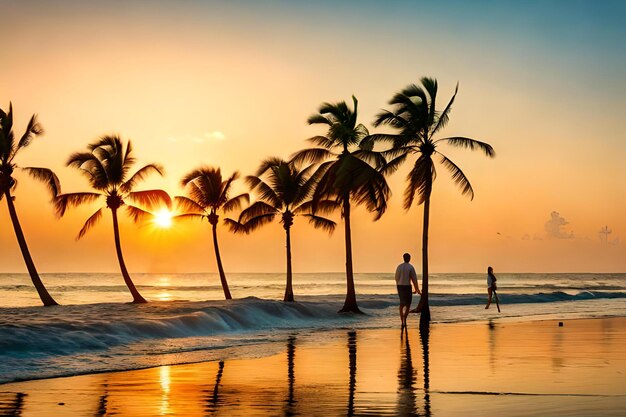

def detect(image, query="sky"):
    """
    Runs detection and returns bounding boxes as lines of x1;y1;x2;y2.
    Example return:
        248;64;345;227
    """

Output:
1;0;625;273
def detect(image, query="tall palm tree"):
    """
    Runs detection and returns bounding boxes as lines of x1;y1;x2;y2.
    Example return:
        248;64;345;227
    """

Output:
174;166;249;300
373;77;495;326
55;135;170;303
226;157;337;302
0;103;59;306
292;96;391;313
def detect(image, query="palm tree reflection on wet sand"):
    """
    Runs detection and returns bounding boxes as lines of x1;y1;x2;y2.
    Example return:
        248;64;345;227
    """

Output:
205;360;224;415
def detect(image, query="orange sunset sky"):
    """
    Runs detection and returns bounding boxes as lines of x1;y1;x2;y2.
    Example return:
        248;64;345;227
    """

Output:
1;0;625;273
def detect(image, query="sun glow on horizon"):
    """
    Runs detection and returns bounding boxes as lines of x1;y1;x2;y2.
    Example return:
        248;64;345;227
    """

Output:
153;208;174;229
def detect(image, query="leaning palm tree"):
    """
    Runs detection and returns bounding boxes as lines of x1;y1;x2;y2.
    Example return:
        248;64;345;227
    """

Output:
292;96;391;313
373;77;495;326
226;157;337;302
174;167;249;300
0;103;59;306
55;135;170;303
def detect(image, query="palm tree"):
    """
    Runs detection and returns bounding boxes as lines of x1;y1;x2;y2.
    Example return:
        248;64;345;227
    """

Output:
0;103;59;306
226;157;337;302
174;166;249;300
373;77;495;326
291;96;391;313
55;135;170;303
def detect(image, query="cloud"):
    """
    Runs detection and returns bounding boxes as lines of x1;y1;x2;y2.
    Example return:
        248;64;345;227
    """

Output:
203;131;226;141
544;211;574;239
167;131;226;144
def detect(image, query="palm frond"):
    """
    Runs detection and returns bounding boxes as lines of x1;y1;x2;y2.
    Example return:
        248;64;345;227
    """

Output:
55;192;102;217
67;151;109;190
380;153;409;176
77;208;103;240
437;136;495;157
21;167;61;197
180;167;209;187
294;199;341;215
172;213;205;222
404;155;435;209
223;217;248;234
223;193;249;213
302;214;336;233
239;201;278;224
290;147;335;166
306;135;336;149
254;157;285;176
174;196;206;214
120;163;164;193
352;149;387;170
245;176;281;208
219;171;240;203
127;189;171;210
306;113;332;126
373;109;408;128
420;77;439;126
438;152;474;200
16;114;44;151
125;204;151;223
430;83;458;136
237;213;276;233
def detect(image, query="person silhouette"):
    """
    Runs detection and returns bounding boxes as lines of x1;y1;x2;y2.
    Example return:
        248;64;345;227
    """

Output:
485;266;497;309
395;253;421;328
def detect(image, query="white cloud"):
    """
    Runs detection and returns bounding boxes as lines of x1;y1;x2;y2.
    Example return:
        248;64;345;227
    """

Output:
544;211;574;239
204;131;226;141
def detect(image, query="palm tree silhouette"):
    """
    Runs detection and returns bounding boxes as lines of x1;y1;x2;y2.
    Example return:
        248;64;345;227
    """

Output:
174;166;248;300
373;77;495;325
55;135;170;303
292;96;390;313
0;103;59;306
227;157;337;302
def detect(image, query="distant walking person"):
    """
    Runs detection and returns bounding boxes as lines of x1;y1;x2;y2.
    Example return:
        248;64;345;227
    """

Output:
395;253;420;328
485;266;498;309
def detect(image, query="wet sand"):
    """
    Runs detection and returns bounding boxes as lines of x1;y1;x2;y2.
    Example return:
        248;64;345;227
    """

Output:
2;317;625;416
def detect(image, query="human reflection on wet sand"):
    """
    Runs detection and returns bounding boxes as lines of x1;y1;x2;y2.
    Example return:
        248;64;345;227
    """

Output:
488;319;497;371
347;330;357;417
0;392;26;416
205;360;224;415
284;335;297;417
397;328;418;416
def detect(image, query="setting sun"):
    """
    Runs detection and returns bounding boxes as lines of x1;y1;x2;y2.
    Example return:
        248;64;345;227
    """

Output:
153;208;174;229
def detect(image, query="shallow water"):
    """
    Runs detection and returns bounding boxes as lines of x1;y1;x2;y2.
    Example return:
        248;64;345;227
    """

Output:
1;273;626;384
2;318;625;416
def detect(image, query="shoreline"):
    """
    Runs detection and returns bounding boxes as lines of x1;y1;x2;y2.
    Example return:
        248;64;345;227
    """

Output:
3;316;626;416
2;302;626;386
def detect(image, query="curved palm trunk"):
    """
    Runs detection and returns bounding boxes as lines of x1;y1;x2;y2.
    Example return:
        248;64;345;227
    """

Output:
339;198;361;313
284;225;294;302
417;193;431;327
211;222;232;300
5;190;58;306
111;208;147;303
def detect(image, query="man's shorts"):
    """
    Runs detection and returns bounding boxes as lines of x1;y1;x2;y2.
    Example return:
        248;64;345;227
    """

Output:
397;285;412;306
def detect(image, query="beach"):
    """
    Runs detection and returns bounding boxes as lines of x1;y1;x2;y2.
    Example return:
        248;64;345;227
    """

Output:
2;316;625;416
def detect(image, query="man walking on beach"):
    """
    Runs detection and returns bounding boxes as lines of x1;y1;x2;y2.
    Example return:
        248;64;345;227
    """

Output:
395;253;420;328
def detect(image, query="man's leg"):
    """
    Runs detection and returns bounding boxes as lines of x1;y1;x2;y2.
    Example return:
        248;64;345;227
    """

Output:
485;288;492;309
403;302;411;325
399;305;405;326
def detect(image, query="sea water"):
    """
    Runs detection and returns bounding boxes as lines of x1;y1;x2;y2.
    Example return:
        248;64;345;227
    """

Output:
1;272;625;383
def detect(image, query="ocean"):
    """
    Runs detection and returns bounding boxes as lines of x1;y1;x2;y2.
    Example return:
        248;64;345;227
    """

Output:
1;272;625;384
